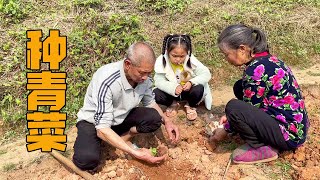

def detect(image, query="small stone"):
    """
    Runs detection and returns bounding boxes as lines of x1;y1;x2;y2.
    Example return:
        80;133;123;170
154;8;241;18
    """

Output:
294;161;303;167
101;174;108;179
305;160;315;168
204;150;212;155
105;165;117;173
282;151;293;160
107;171;117;178
185;154;191;160
200;155;210;163
116;169;123;177
140;176;147;180
157;145;168;157
168;148;182;159
198;175;207;180
128;167;135;174
293;151;305;162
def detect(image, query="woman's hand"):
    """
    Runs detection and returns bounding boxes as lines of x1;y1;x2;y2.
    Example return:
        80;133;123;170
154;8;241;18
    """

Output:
210;128;228;142
220;115;227;125
209;115;228;142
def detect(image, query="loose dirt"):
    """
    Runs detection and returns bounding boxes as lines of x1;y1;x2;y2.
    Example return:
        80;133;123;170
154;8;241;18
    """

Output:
1;66;320;180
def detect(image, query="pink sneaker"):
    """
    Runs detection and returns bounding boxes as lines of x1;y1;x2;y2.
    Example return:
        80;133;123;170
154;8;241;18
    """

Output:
232;144;278;164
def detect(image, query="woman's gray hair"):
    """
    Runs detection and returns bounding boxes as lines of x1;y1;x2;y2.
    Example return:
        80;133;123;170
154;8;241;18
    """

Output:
217;24;269;53
125;42;156;66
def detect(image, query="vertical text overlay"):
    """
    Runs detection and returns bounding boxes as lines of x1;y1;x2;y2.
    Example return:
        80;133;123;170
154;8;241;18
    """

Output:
26;29;67;152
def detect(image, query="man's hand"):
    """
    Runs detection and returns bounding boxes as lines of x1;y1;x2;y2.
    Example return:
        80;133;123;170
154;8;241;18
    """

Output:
149;103;180;144
132;148;166;164
164;119;179;144
182;81;192;91
175;85;183;95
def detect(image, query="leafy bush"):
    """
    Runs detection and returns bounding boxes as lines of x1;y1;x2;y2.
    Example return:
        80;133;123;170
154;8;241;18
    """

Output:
97;14;146;60
0;0;27;21
64;13;146;121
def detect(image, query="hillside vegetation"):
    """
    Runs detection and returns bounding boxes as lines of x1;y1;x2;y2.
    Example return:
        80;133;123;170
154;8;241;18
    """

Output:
0;0;319;141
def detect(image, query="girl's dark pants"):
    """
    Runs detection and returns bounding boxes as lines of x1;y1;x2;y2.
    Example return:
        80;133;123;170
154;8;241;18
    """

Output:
153;84;204;108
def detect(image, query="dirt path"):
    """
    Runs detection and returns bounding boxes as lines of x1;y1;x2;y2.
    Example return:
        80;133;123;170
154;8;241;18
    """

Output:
1;65;320;180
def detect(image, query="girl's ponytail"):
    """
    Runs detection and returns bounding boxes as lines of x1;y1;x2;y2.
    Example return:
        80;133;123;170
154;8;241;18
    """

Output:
183;34;192;68
162;34;172;67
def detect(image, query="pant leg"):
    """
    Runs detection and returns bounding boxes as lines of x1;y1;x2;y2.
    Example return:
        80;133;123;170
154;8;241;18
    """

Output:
233;79;244;100
181;84;204;107
73;121;101;170
225;99;291;151
153;88;176;107
111;107;162;135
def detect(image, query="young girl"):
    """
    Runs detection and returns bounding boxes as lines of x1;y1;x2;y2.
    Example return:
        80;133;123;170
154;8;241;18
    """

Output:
153;34;212;121
211;24;309;164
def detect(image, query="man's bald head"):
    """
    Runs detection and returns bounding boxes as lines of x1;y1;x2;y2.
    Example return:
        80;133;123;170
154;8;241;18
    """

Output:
125;42;156;66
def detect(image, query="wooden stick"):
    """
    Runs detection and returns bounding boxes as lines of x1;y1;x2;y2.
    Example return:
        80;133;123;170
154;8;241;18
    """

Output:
50;150;95;180
222;157;232;180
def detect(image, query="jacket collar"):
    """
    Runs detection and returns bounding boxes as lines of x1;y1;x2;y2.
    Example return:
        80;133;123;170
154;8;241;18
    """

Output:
119;60;134;90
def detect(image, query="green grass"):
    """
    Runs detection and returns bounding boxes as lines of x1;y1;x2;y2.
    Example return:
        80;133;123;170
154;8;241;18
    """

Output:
2;163;16;172
177;114;187;122
0;149;7;156
256;160;293;180
218;140;238;151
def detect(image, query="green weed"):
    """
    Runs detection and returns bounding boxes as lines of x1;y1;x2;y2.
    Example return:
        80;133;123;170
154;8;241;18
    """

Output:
0;149;7;156
2;163;16;171
61;149;72;157
314;43;320;54
1;130;17;142
136;0;192;14
30;156;42;164
0;0;27;23
275;161;292;173
97;13;146;59
178;114;186;122
73;0;102;8
219;140;238;151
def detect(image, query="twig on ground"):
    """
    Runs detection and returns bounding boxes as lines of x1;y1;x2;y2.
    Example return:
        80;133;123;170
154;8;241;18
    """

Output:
222;156;232;180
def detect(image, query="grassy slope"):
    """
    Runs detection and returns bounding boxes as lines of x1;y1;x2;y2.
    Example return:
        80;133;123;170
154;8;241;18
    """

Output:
0;0;319;141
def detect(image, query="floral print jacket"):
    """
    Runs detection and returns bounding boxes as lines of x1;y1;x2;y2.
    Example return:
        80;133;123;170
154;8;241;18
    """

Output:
241;52;309;148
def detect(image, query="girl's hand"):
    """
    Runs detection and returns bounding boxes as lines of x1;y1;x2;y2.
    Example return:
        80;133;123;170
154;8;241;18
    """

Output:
182;81;192;91
175;85;183;95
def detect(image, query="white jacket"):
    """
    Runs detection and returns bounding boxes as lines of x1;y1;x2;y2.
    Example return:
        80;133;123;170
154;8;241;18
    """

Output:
154;54;212;110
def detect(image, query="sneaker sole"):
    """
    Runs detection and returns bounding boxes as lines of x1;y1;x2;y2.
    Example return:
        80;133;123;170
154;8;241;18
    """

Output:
233;154;278;164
